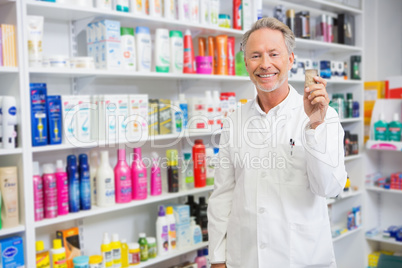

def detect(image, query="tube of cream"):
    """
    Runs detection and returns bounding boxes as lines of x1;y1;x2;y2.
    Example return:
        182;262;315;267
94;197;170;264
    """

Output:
27;16;44;68
0;166;19;228
208;36;215;74
198;37;206;57
216;35;228;75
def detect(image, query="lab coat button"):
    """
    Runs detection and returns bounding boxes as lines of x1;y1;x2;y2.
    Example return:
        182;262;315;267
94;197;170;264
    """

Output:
259;208;265;214
260;243;266;249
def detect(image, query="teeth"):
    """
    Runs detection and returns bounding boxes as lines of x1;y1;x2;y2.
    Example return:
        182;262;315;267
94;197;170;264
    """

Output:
259;74;275;78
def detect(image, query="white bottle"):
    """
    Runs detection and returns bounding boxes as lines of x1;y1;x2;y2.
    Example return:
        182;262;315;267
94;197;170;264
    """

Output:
169;30;183;74
135;27;152;72
149;0;162;17
212;91;222;130
1;96;17;149
121;27;136;70
154;28;170;73
165;206;177;251
76;95;91;143
156;205;169;255
190;217;202;245
89;151;99;205
96;0;112;10
190;0;199;23
177;0;190;22
130;0;145;15
96;150;115;207
205;91;214;132
199;0;209;25
171;100;182;134
209;0;219;25
178;94;189;130
164;0;175;19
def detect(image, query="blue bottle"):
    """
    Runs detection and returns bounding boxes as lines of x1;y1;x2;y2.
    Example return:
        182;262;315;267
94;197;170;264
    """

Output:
79;154;91;210
67;155;80;212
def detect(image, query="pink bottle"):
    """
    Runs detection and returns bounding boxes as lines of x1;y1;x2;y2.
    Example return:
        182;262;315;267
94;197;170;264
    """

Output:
114;149;132;203
195;249;207;268
42;164;58;219
131;147;148;200
150;152;162;196
55;160;69;216
33;162;44;221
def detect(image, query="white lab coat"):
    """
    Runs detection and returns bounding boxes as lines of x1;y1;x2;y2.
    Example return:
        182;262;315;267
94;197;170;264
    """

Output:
208;85;347;268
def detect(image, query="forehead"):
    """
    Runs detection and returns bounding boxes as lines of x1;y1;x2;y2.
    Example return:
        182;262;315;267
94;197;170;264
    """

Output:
246;28;286;52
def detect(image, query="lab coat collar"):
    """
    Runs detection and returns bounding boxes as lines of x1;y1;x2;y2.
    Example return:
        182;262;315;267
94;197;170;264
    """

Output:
252;84;302;117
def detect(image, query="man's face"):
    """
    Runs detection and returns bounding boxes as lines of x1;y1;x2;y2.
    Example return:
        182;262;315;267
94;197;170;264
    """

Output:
244;28;294;93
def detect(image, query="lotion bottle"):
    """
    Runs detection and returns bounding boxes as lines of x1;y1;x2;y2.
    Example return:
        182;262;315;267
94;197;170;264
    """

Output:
96;151;115;207
183;29;196;74
155;28;170;73
89;151;99;205
114;148;132;203
131;147;148;200
51;239;67;268
135;27;151;72
156;205;169;255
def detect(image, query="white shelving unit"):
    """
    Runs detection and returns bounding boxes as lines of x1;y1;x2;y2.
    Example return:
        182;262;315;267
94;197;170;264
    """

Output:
364;99;402;263
2;0;366;266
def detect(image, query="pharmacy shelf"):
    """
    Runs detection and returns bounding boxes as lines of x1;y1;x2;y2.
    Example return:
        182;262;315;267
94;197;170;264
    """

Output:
29;68;250;82
280;0;362;15
137;241;208;268
32;130;221;153
366;140;402;151
366;186;402;195
327;190;362;205
332;226;363;242
0;148;23;156
295;38;363;53
35;186;214;228
0;66;18;74
366;234;402;246
26;1;245;37
345;154;362;162
289;78;362;85
0;225;25;237
340;117;363;124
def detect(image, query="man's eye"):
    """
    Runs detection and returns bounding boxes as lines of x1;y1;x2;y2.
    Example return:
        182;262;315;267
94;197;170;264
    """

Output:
252;55;259;58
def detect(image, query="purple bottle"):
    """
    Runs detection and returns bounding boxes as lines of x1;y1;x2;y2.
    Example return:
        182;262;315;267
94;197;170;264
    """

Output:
150;152;162;196
114;149;132;203
42;163;58;219
33;162;44;221
131;147;148;200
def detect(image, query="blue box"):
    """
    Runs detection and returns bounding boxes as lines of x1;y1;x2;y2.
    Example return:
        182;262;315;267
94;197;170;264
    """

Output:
0;236;25;267
47;95;62;145
320;60;331;79
30;83;48;146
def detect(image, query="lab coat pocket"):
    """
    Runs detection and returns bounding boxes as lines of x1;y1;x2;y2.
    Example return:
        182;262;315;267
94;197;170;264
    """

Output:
290;221;335;267
279;145;308;186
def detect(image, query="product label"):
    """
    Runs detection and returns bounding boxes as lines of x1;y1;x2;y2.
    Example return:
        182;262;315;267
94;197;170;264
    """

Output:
52;252;67;268
103;250;113;265
44;177;58;218
169;223;176;249
113;248;121;262
34;178;44;221
58;175;69;215
194;227;202;244
140;244;148;260
161;225;169;252
105;177;115;203
36;251;50;268
128;251;140;265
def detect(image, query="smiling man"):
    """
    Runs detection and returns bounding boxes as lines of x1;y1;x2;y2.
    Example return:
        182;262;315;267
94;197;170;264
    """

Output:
207;17;347;268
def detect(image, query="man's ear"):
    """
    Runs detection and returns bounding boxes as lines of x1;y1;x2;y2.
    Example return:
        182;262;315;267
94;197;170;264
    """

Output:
288;52;294;71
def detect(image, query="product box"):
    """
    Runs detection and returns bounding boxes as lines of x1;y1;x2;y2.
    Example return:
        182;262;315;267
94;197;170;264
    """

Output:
385;76;402;99
158;99;172;135
148;99;159;135
1;24;17;67
187;97;208;132
0;236;25;267
337;13;355;45
320;60;331;79
86;23;95;67
47;95;62;145
116;95;129;140
76;95;91;142
128;94;149;140
98;20;121;70
104;95;118;141
62;95;78;142
30;83;48;146
56;227;81;268
163;204;191;249
0;28;3;66
288;55;305;80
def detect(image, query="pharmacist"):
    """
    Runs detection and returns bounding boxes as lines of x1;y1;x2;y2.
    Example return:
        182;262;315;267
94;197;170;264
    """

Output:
208;17;347;268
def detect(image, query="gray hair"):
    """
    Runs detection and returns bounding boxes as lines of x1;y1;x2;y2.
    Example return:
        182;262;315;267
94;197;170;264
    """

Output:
241;17;296;55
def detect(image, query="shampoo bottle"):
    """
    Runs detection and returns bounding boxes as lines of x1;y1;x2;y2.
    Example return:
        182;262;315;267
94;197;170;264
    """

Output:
193;139;206;188
131;147;148;200
33;161;44;221
169;30;183;74
55;160;69;216
78;154;91;210
166;149;179;192
135;26;152;72
156;205;169;255
374;113;388;141
227;36;235;76
51;239;67;268
155;28;170;73
183;153;195;190
183;29;196;74
42;164;58;219
96;151;116;207
235;49;248;76
114;148;132;203
120;27;136;70
194;249;207;268
388;113;402;141
190;217;202;245
67;155;80;213
186;195;199;217
111;233;122;268
101;233;113;268
150;152;162;196
89;151;99;205
36;240;50;268
166;206;176;251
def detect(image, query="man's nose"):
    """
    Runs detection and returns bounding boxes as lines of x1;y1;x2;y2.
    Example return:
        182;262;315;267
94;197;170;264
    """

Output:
259;54;272;69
